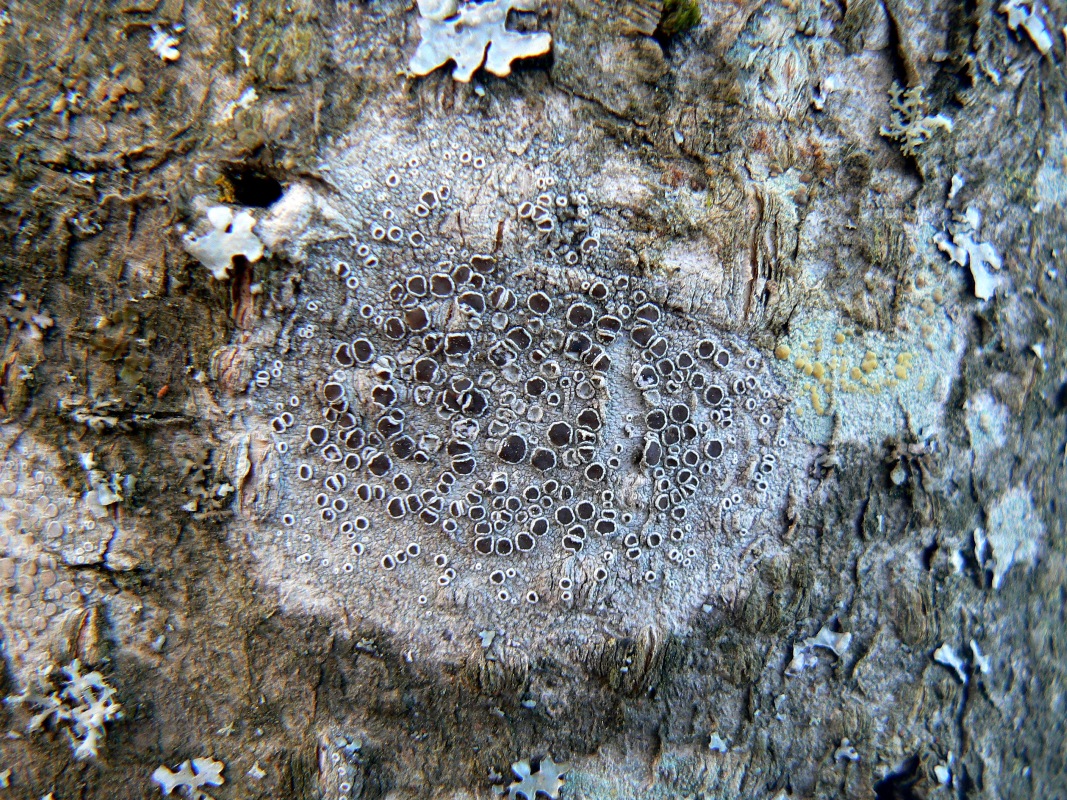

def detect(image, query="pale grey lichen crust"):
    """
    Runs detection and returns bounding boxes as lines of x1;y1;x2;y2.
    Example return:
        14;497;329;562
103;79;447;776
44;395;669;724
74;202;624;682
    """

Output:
231;120;808;656
983;485;1045;590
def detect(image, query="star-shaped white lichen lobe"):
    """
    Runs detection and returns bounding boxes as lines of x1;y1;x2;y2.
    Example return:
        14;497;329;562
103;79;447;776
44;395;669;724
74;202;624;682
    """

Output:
409;0;552;83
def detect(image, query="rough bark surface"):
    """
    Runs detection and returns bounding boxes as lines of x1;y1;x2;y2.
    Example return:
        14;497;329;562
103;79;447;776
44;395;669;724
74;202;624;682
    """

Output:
0;0;1063;798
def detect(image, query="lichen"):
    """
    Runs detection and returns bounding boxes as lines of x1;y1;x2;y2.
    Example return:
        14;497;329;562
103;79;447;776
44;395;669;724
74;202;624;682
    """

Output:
183;207;265;281
227;120;808;671
149;26;181;62
879;83;953;157
935;207;1002;301
5;660;123;760
933;642;968;683
983;485;1044;590
834;739;860;762
999;0;1053;53
152;758;225;800
1;293;52;420
769;289;960;446
708;733;728;752
178;449;235;518
507;756;568;800
786;625;852;675
409;0;552;82
2;293;53;341
60;393;136;432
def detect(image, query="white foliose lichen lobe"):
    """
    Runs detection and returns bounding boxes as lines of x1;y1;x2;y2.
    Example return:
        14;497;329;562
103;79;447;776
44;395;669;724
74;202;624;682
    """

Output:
508;756;568;799
153;757;226;800
999;0;1053;53
236;121;808;655
935;207;1002;301
409;0;552;82
6;659;123;761
183;206;265;281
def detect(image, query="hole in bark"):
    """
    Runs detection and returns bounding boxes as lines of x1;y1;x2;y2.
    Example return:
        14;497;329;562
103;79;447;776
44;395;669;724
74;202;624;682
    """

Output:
225;167;283;207
873;754;923;800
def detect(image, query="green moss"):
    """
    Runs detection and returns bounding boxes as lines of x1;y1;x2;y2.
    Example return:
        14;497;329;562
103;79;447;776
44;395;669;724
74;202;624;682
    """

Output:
657;0;702;39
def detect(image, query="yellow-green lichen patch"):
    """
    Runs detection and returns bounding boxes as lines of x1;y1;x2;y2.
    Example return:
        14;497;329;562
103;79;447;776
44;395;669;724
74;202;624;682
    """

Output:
769;266;963;443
